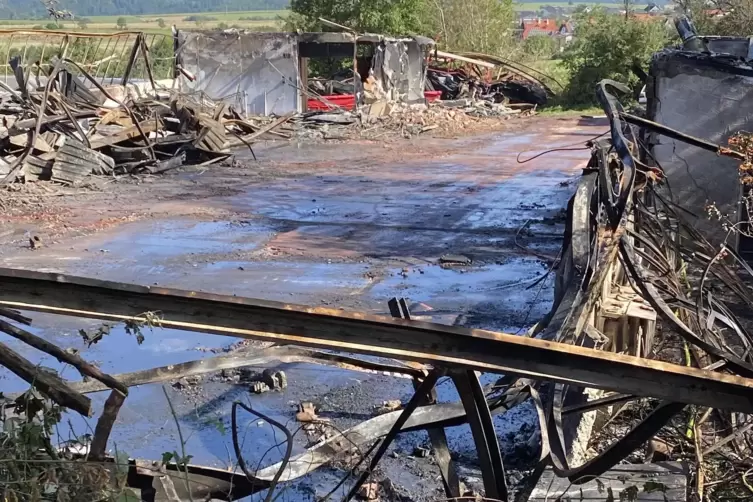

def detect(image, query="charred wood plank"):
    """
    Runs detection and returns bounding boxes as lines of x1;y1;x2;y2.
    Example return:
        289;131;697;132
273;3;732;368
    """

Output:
52;139;115;185
227;112;296;148
0;308;31;325
9;111;95;134
88;120;162;150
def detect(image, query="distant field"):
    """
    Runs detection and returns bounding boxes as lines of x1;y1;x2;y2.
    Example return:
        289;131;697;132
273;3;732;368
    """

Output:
0;9;287;33
513;2;648;9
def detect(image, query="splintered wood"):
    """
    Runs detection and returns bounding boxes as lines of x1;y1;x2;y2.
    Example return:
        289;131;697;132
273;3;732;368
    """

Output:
0;59;292;187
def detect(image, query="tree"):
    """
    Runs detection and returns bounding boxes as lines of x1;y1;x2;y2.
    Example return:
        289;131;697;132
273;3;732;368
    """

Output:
674;0;723;35
561;8;671;105
417;0;516;53
286;0;424;34
116;16;127;29
523;34;557;61
701;0;753;36
217;21;229;29
156;17;166;28
623;0;633;20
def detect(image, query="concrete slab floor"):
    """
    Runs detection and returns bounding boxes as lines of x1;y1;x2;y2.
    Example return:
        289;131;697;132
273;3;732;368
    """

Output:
0;116;604;500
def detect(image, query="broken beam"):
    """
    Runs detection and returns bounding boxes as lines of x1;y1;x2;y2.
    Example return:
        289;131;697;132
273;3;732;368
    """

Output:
434;50;496;69
1;267;753;413
0;341;91;416
59;346;422;395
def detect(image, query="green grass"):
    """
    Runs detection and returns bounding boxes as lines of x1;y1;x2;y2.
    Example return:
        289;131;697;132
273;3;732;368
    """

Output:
0;9;288;31
83;10;286;24
537;104;605;115
516;58;606;114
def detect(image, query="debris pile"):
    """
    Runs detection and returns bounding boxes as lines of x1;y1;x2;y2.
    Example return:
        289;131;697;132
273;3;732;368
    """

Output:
426;50;555;107
0;58;521;186
292;100;522;142
366;101;521;137
0;58;296;186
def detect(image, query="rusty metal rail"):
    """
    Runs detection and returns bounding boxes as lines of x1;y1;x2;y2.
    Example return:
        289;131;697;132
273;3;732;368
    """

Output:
0;267;753;412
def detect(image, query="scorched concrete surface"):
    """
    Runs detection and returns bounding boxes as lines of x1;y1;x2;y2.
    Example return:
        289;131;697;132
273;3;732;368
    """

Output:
0;116;604;500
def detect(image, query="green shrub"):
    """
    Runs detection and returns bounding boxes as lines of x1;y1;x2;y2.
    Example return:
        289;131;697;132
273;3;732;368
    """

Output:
561;8;672;105
523;35;557;60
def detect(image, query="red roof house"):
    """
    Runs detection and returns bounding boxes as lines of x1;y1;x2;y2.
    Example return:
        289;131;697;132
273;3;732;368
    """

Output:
521;19;559;39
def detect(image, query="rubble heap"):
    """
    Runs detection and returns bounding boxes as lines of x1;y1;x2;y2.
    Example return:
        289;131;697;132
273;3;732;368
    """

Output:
0;58;293;186
292;100;524;142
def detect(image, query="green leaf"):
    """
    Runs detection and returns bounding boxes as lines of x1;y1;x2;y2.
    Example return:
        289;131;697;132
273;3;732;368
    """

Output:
215;420;226;435
203;416;227;435
161;451;175;463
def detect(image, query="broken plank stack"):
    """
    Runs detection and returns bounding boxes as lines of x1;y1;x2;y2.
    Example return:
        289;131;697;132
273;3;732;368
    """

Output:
0;58;289;187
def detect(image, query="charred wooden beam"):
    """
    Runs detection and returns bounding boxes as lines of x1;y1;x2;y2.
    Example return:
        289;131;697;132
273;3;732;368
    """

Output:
1;267;753;413
89;389;126;461
0;319;128;395
0;341;91;415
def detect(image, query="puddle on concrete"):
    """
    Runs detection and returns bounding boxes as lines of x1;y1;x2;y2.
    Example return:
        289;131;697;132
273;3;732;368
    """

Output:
204;261;372;297
100;220;268;257
458;174;573;231
370;258;550;313
0;125;597;494
0;219;276;280
0;316;242;467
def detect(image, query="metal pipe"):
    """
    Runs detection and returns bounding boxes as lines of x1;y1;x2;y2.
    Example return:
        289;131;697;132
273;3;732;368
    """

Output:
674;15;708;52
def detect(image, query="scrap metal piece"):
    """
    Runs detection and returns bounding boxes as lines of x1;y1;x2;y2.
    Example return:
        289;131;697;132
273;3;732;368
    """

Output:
451;369;508;499
389;297;461;499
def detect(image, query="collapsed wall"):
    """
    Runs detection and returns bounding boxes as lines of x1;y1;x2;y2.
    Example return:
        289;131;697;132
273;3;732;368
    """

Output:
177;31;300;116
647;47;753;245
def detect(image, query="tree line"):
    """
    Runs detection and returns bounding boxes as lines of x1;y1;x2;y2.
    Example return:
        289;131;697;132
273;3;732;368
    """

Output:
0;0;289;18
287;0;753;106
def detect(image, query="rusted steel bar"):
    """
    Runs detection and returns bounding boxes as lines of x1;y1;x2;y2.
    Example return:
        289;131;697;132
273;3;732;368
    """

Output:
1;268;753;412
343;369;443;502
389;297;461;499
451;369;507;499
